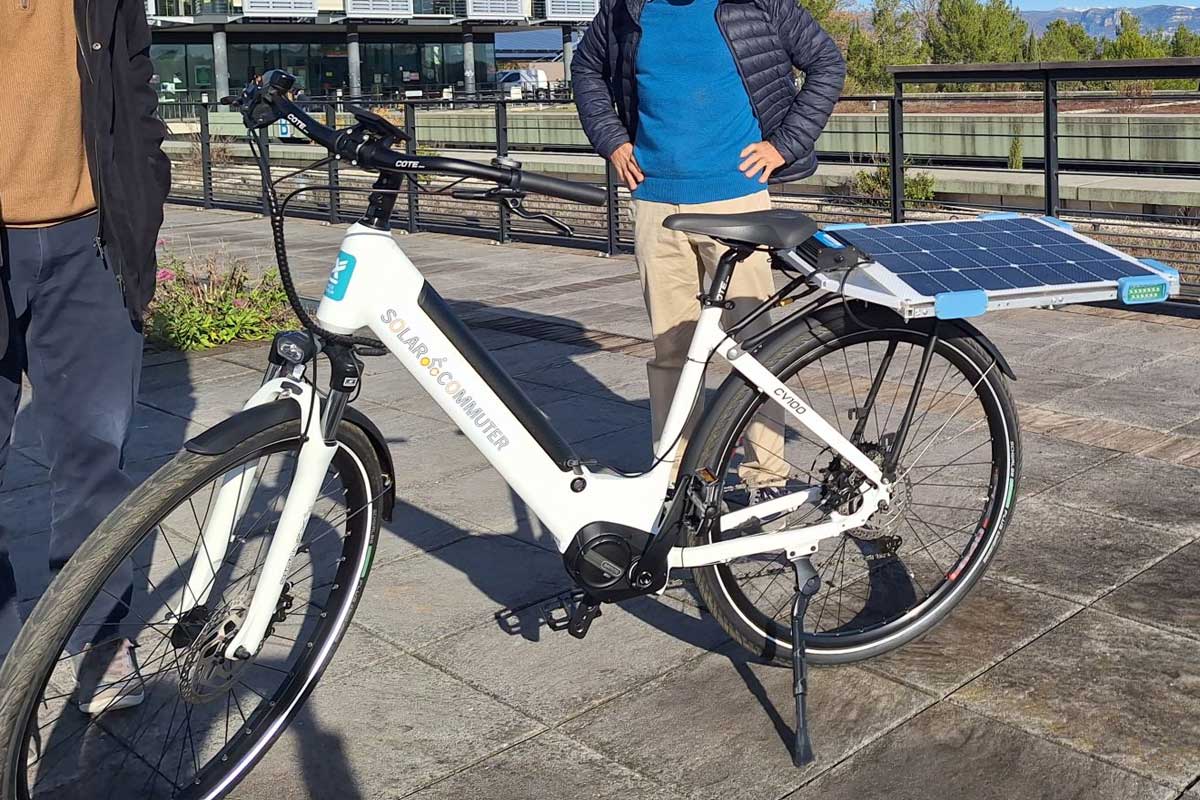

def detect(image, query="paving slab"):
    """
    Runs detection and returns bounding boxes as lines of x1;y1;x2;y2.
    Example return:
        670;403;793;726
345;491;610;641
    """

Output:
352;533;571;651
1091;319;1200;354
953;608;1200;787
420;595;729;725
865;578;1079;696
236;651;542;800
1096;539;1200;643
1037;454;1200;536
1017;431;1118;496
405;730;679;800
992;498;1192;603
1006;367;1096;407
565;644;933;800
539;394;647;444
1014;337;1164;379
796;701;1175;800
399;465;561;551
372;499;482;567
1045;354;1200;431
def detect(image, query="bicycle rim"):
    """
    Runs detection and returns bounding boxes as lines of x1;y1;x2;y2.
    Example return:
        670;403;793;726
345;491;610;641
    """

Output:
10;426;379;800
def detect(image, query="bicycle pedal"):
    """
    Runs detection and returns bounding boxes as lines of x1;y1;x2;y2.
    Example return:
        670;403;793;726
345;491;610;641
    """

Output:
539;590;586;632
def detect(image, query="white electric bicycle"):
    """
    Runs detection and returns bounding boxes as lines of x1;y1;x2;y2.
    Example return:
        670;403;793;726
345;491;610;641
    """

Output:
0;72;1020;799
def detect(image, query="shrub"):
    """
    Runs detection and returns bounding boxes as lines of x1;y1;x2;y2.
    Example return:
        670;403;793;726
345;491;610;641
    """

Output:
1008;136;1023;170
848;164;936;203
147;254;294;351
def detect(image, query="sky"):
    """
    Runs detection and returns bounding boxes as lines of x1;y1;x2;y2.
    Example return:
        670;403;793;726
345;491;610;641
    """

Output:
1016;0;1198;8
493;0;1200;48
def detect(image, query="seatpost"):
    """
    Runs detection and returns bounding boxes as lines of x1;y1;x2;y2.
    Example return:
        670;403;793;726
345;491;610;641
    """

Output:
703;247;752;307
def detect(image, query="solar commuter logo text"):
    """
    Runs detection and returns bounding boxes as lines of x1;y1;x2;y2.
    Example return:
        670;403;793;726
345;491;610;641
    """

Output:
379;309;510;452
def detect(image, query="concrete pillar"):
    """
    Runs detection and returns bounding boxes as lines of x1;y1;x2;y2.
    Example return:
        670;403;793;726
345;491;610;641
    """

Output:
462;30;476;95
561;26;574;81
213;26;230;99
347;28;362;97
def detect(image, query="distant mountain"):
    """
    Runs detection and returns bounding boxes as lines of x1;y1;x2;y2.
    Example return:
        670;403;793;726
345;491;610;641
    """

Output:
1022;5;1200;37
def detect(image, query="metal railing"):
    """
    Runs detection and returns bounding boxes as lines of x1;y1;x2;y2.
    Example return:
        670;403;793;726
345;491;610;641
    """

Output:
165;58;1200;294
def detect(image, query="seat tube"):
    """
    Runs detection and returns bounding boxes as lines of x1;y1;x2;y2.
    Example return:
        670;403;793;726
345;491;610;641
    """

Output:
654;306;727;463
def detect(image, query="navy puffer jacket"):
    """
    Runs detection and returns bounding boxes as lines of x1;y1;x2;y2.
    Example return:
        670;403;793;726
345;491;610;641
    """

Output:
571;0;846;184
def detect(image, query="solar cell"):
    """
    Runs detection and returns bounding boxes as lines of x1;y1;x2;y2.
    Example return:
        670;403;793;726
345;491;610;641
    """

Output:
830;217;1158;298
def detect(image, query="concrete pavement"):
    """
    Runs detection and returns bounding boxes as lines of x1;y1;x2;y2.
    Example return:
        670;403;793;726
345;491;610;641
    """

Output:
4;205;1200;799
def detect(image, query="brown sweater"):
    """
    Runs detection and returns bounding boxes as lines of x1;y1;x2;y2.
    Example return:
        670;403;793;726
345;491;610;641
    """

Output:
0;0;97;227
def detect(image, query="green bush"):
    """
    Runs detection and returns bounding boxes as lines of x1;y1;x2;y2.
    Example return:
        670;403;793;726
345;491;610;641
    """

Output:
1008;136;1024;170
849;164;936;203
147;255;294;351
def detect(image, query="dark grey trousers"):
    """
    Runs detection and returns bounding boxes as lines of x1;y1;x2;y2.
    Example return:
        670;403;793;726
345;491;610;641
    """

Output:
0;214;143;657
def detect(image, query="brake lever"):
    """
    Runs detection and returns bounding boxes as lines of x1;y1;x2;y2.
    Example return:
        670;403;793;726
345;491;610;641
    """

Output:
503;197;574;237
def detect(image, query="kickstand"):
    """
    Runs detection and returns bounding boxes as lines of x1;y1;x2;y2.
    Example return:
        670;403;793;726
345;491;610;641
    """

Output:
790;555;821;767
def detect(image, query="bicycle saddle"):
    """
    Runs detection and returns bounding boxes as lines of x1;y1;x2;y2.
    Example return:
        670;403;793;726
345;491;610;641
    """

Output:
663;209;819;250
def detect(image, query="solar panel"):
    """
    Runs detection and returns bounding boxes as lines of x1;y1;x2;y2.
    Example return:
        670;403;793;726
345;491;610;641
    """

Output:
828;216;1160;299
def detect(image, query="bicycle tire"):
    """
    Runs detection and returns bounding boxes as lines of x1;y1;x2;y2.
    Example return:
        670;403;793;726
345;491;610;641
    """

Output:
683;304;1021;666
0;418;383;800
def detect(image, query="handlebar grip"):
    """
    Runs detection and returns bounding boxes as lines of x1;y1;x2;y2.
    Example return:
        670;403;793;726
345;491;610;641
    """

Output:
516;172;608;206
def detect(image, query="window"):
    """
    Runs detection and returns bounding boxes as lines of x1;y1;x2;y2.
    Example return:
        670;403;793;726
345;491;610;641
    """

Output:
475;42;496;87
279;43;309;91
362;43;392;93
395;43;421;84
150;44;187;93
186;43;215;90
421;43;443;86
311;42;350;94
228;43;251;86
444;42;464;87
250;43;281;76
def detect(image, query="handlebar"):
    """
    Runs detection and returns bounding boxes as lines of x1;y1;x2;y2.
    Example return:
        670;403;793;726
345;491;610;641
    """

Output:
232;70;608;207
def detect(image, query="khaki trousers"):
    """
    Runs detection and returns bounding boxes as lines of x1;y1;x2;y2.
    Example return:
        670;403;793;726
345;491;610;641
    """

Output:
632;190;788;486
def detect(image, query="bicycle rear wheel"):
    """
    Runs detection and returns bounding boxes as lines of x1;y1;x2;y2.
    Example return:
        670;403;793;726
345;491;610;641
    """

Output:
685;304;1020;665
0;418;383;800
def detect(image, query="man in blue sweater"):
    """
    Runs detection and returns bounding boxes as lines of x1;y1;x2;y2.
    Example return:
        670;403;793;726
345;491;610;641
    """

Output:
572;0;846;488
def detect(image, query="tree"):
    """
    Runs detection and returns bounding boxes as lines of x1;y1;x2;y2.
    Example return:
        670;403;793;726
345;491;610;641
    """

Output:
798;0;855;45
1170;24;1200;57
845;0;930;92
1101;11;1168;60
1023;29;1039;61
1039;19;1097;62
928;0;1028;65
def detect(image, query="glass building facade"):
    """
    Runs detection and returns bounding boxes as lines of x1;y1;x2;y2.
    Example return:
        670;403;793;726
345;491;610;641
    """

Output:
150;32;498;101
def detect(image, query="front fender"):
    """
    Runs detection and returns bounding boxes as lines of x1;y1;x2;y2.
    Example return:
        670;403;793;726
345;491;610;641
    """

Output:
184;399;397;521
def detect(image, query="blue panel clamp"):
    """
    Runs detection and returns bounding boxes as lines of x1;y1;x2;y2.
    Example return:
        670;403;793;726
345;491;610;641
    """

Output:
934;289;989;320
977;212;1021;220
1139;257;1180;282
1039;215;1073;231
1117;274;1169;305
824;222;869;231
812;231;844;248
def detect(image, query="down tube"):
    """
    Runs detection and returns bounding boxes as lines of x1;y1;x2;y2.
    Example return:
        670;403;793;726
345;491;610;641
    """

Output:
366;290;596;550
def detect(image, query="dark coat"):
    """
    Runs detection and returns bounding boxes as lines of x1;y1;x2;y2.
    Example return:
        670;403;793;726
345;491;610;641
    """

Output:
571;0;846;184
1;0;168;357
75;0;171;322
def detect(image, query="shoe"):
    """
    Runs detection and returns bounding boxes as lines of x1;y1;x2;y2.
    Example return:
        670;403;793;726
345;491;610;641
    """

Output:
74;639;144;715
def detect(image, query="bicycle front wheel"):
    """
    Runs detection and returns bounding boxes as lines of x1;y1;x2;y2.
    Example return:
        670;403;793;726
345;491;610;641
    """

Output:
685;304;1020;666
0;417;384;800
